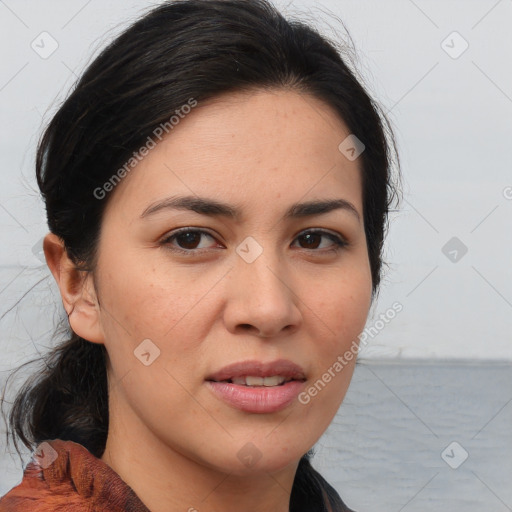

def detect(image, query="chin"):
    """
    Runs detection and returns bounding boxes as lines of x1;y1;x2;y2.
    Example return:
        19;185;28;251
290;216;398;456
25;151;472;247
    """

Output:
191;438;303;477
227;453;302;477
229;439;307;476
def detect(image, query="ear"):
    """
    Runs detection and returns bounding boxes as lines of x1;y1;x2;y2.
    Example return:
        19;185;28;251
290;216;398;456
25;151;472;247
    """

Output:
43;232;105;345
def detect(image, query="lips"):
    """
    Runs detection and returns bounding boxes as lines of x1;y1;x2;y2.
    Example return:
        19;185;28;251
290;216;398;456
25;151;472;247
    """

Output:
206;359;306;383
205;359;307;413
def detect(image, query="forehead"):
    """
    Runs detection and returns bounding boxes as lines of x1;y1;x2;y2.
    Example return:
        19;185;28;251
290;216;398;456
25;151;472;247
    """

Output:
103;88;363;220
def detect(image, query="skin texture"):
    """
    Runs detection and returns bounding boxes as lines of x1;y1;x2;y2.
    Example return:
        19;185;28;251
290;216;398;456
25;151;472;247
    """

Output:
43;89;373;512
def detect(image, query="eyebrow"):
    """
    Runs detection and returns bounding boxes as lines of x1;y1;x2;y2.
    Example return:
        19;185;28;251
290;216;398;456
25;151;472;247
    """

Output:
140;195;361;223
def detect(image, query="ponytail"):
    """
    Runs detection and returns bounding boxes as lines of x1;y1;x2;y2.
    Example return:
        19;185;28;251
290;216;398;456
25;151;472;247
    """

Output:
4;332;108;459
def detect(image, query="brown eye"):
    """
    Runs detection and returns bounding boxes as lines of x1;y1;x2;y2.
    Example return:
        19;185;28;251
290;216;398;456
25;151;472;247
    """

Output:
175;231;203;249
162;228;219;253
293;230;348;251
298;232;322;249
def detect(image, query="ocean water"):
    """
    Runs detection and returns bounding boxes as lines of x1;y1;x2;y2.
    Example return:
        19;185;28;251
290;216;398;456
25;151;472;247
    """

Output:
314;360;512;512
1;360;511;511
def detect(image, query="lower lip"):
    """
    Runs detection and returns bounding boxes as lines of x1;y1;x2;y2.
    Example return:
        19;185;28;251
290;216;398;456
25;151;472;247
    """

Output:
206;380;305;413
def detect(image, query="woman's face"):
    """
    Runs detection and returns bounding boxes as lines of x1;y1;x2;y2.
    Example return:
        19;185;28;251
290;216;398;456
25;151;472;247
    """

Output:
87;89;372;475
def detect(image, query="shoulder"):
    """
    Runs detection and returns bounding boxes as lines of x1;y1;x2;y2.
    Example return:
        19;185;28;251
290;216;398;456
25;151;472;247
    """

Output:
0;439;149;512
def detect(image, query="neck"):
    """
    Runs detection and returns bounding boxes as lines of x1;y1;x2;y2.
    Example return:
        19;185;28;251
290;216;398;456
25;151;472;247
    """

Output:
100;404;298;512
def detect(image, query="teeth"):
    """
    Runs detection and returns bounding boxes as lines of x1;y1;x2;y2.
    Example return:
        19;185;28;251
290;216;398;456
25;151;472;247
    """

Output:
231;375;289;386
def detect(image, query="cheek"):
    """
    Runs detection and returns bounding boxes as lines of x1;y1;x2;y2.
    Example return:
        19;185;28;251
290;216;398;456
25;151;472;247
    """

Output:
310;266;372;350
100;255;179;331
296;263;371;420
97;267;208;413
96;256;223;374
297;276;370;434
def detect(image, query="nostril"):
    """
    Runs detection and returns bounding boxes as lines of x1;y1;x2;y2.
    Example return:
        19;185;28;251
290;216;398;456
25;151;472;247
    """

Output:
239;323;253;330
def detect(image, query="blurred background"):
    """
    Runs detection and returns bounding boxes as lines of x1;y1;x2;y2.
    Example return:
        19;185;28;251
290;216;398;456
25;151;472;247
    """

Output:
0;1;511;510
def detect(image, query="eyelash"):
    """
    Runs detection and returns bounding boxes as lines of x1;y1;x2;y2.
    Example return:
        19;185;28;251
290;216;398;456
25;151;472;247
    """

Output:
160;228;349;256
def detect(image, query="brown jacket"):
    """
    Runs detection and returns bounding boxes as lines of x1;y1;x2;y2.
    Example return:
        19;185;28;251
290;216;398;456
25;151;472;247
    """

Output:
0;439;150;511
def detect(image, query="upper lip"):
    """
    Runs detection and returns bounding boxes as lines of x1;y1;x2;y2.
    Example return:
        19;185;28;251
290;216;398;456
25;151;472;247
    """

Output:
206;359;306;382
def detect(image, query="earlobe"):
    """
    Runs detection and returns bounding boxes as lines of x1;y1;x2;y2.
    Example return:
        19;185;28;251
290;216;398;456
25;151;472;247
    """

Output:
43;232;105;345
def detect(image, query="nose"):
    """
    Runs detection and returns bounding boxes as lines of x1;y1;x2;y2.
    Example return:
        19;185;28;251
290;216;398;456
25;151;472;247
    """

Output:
222;248;303;338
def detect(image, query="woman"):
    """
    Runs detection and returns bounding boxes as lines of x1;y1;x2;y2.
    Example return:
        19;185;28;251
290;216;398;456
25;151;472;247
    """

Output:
0;0;400;510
